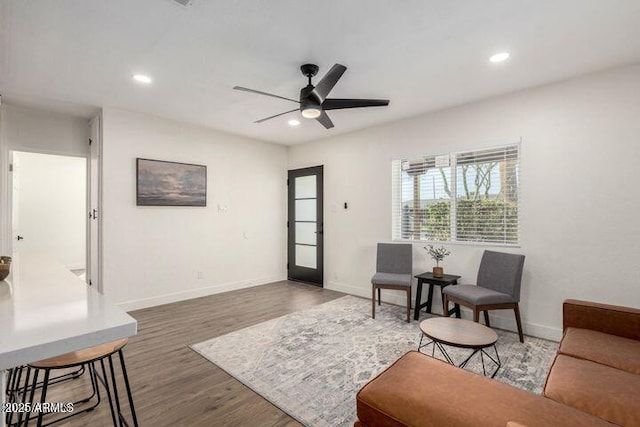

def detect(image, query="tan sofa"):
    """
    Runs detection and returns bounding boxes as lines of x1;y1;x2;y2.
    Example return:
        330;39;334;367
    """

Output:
354;300;640;426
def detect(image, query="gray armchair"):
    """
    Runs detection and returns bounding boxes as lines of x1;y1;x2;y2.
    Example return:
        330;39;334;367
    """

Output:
371;243;413;323
442;250;526;342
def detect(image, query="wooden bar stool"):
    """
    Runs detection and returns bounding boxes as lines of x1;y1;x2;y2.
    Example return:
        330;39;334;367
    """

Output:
20;338;138;427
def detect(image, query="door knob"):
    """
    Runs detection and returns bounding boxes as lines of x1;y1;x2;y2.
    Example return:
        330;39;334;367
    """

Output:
16;235;24;241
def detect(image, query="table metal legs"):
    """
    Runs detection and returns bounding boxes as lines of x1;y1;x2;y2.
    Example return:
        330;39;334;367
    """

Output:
418;335;501;378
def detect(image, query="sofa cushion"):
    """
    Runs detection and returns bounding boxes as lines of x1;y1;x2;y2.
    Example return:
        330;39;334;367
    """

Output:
544;354;640;426
356;351;611;427
560;327;640;375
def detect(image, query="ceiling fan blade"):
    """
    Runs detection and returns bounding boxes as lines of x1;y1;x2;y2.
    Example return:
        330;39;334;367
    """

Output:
312;64;347;102
233;86;300;104
316;111;334;129
254;108;299;123
322;98;389;110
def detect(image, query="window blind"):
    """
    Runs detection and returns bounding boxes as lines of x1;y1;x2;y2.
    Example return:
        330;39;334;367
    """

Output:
392;144;520;245
392;156;452;241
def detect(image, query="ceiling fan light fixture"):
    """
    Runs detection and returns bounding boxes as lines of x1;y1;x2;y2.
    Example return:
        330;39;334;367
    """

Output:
234;63;389;129
301;97;322;119
301;107;321;119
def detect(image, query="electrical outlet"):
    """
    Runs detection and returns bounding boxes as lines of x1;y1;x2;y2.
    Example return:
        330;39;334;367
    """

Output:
197;271;204;280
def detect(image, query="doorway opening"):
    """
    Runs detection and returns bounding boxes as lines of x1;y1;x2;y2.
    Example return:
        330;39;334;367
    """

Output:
11;151;87;274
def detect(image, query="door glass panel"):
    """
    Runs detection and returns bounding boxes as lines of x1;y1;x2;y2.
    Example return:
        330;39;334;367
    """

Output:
295;199;316;221
295;244;317;269
295;175;316;199
295;222;316;245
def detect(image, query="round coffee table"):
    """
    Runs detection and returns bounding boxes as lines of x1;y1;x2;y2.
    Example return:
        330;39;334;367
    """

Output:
418;317;501;378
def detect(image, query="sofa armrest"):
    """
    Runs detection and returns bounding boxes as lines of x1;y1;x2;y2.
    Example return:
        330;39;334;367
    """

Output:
563;299;640;340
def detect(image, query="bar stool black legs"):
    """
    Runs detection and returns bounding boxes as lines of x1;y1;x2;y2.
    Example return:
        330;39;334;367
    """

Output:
24;363;101;427
7;338;138;427
118;349;139;427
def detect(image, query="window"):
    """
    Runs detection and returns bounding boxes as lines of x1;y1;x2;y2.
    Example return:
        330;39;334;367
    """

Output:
392;144;520;245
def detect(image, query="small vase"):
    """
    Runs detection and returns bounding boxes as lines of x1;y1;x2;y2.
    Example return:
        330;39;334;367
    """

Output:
433;266;443;278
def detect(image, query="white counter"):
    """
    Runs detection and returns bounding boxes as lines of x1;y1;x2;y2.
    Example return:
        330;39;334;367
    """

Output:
0;252;137;371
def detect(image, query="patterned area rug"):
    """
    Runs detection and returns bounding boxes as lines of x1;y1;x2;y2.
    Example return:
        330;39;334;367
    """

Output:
191;295;558;427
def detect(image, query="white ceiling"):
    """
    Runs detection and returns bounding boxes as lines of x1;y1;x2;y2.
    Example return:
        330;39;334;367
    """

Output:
1;0;640;145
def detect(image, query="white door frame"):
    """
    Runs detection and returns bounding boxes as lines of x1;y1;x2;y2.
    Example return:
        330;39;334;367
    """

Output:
6;143;99;287
88;115;103;293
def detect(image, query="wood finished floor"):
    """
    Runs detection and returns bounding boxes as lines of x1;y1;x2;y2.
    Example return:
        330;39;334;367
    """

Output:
42;281;344;427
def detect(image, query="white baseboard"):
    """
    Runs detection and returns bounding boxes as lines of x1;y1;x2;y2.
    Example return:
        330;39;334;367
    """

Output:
326;280;562;342
474;309;562;341
326;280;372;299
117;275;286;312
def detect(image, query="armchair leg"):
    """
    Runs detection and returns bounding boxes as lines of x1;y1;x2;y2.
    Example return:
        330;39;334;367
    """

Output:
473;308;480;323
483;311;491;327
372;285;376;319
514;303;524;343
378;288;381;305
443;295;449;317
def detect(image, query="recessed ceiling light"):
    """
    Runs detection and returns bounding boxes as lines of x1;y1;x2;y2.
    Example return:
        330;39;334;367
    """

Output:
489;52;510;63
288;119;301;127
133;74;152;84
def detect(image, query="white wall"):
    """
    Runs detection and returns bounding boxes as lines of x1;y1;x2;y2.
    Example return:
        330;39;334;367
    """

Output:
101;108;287;309
3;65;638;339
13;152;86;269
0;104;89;255
288;64;640;341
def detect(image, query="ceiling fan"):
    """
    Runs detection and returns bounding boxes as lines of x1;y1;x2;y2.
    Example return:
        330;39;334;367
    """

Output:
233;63;389;129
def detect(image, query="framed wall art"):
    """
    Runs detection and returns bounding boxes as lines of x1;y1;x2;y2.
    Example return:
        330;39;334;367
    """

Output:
136;158;207;206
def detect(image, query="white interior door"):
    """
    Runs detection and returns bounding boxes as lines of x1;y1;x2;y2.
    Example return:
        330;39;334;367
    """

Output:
88;117;101;290
12;151;87;269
